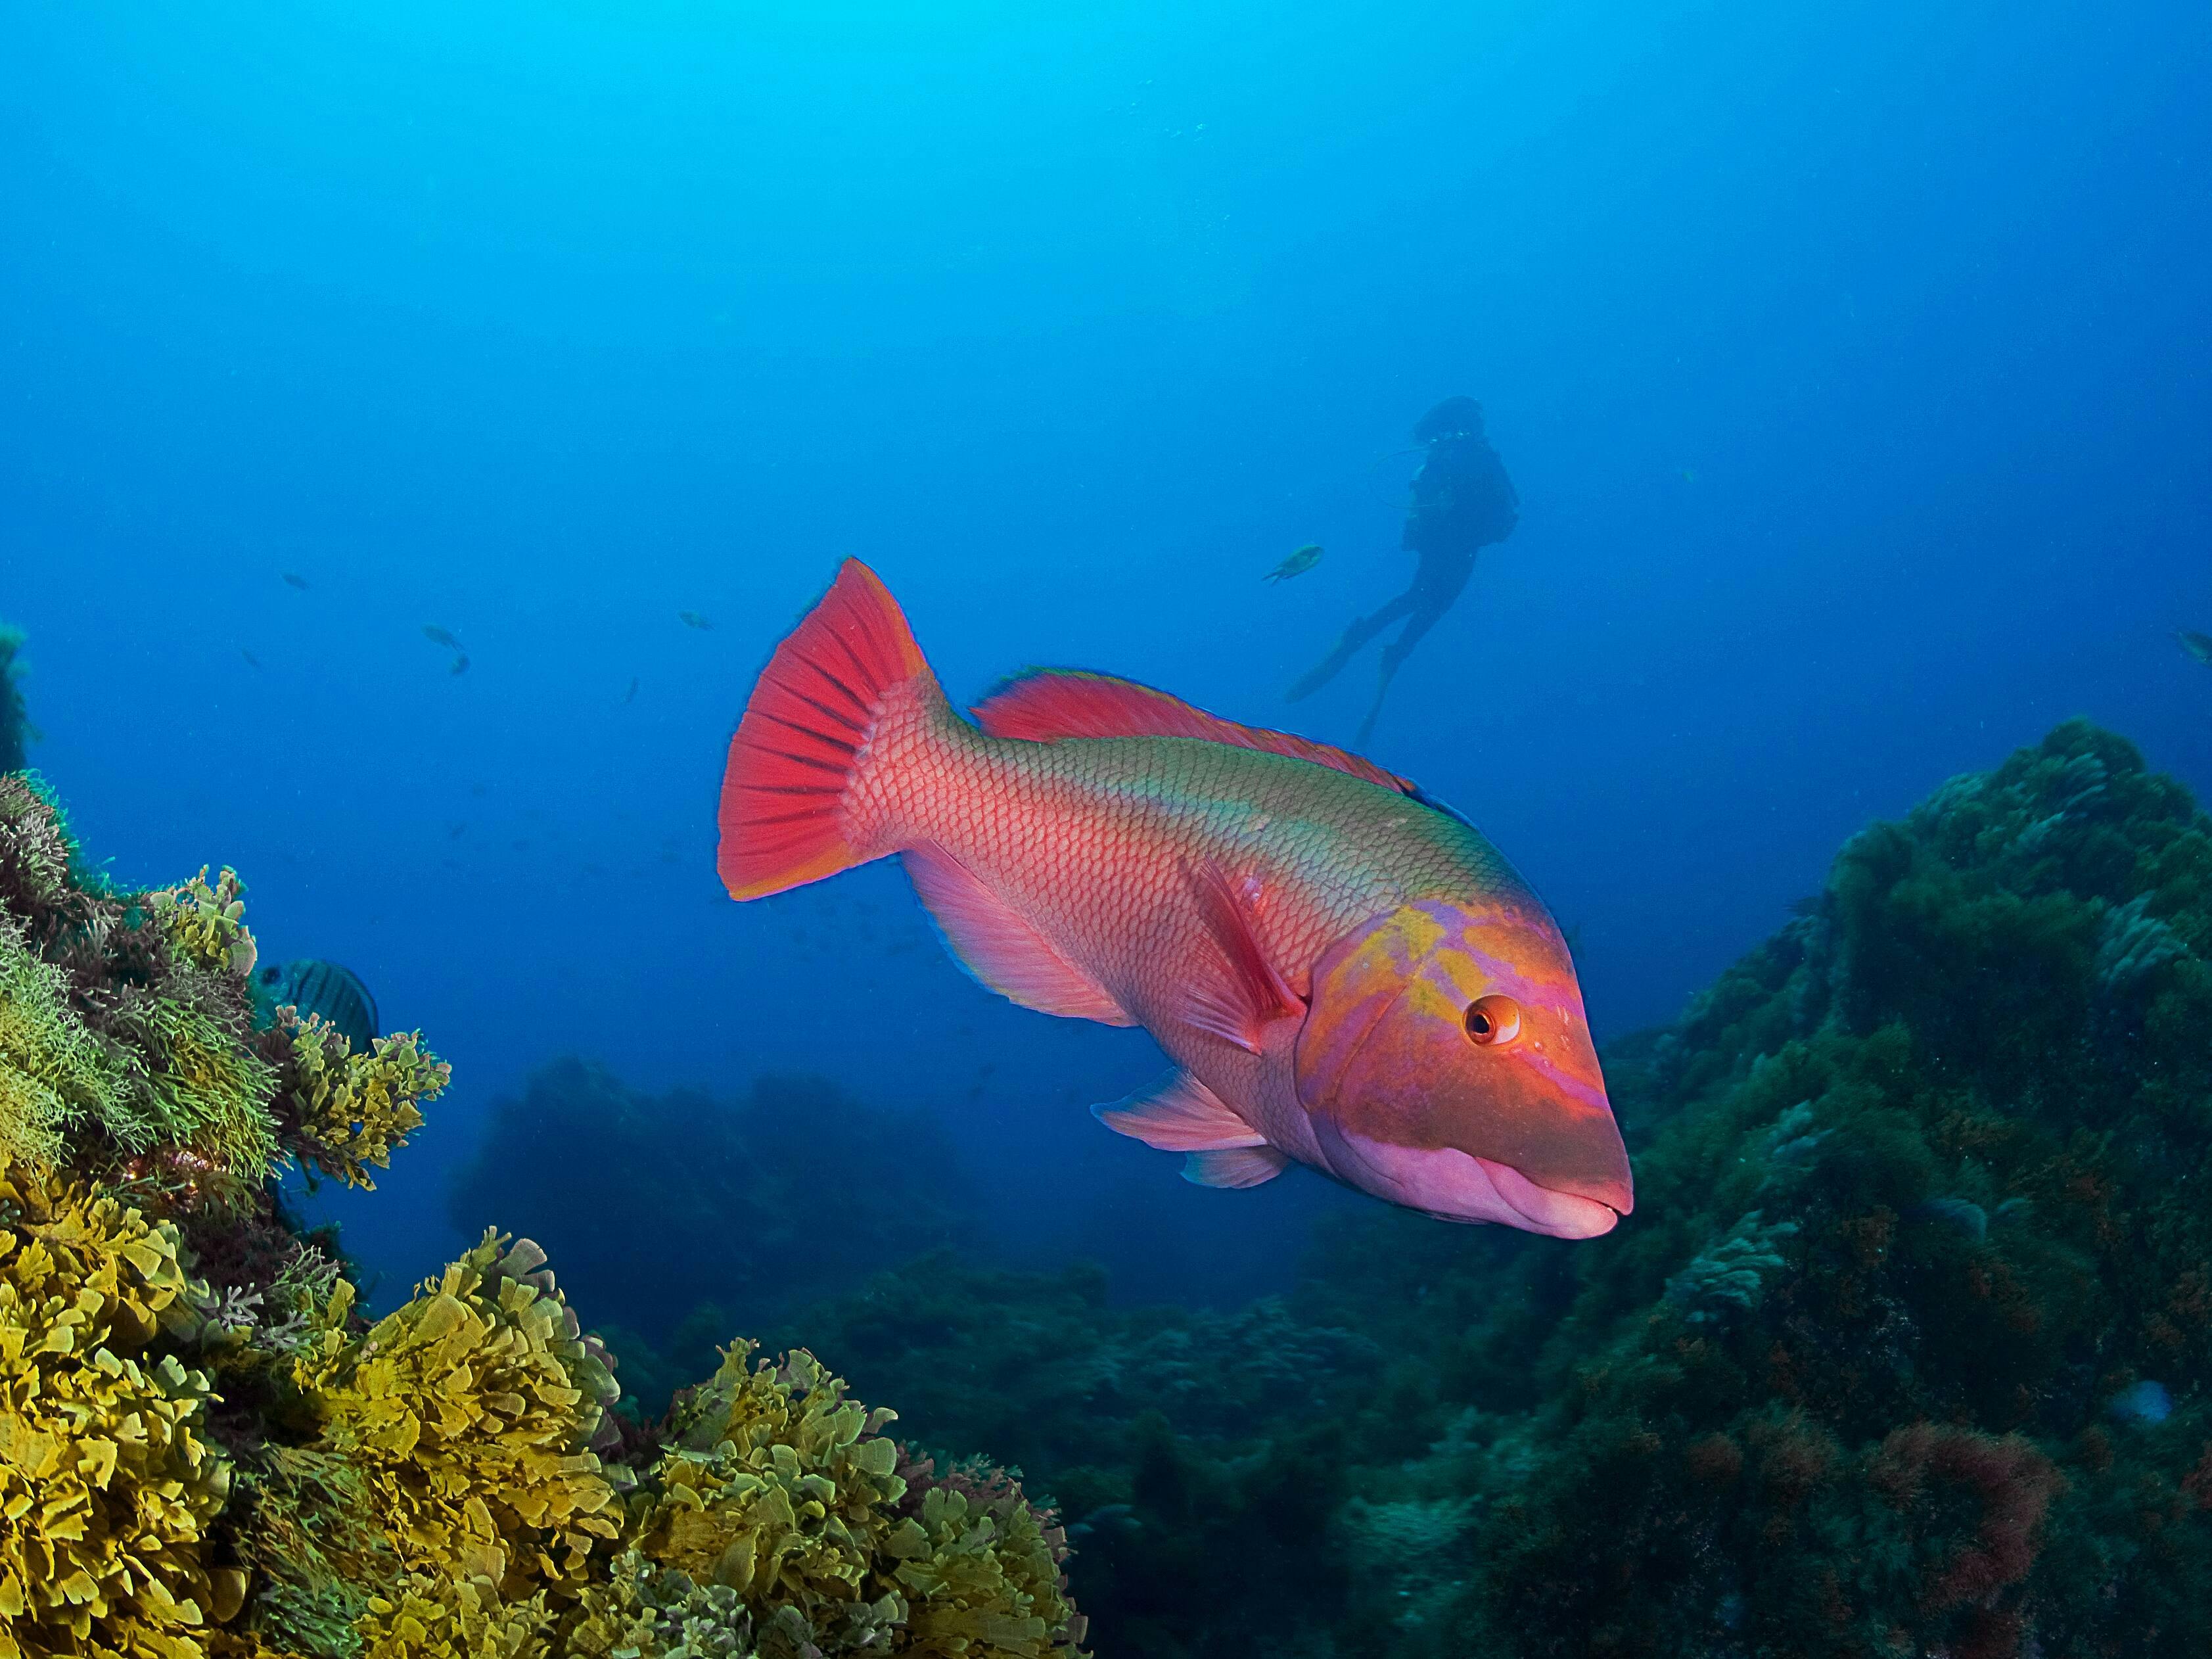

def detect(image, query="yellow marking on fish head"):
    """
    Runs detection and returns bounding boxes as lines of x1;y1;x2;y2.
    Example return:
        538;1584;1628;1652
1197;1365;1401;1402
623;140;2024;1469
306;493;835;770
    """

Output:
1293;900;1632;1236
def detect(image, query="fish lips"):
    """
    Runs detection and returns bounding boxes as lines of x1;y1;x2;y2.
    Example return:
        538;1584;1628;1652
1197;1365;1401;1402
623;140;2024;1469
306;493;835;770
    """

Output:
1295;902;1633;1232
1311;1114;1623;1238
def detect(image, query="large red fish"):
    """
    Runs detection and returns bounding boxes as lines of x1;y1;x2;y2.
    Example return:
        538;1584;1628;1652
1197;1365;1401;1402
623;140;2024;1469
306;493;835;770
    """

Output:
718;562;1632;1238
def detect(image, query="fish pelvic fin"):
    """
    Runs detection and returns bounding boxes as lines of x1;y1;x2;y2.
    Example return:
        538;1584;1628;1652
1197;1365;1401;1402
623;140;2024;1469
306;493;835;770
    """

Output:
906;843;1134;1025
1170;860;1306;1054
718;560;935;900
1094;1070;1264;1150
1184;1146;1292;1188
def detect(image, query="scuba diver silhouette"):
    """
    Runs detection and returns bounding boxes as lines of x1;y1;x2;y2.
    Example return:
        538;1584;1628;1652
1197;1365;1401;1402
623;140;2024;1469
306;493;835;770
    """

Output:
1287;396;1519;745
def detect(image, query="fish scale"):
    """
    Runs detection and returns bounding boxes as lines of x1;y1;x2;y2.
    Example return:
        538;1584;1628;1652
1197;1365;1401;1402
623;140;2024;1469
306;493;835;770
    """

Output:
854;690;1532;1030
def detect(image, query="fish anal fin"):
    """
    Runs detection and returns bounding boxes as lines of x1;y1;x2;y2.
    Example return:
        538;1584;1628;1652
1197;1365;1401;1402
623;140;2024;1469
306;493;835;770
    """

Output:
1184;1146;1291;1188
1093;1071;1265;1152
1169;860;1305;1054
904;844;1134;1026
973;669;1418;796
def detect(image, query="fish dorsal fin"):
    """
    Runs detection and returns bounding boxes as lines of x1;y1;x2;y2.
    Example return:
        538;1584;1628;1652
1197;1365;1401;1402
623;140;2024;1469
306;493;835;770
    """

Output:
1094;1071;1266;1152
972;670;1418;797
903;843;1135;1027
1169;860;1306;1055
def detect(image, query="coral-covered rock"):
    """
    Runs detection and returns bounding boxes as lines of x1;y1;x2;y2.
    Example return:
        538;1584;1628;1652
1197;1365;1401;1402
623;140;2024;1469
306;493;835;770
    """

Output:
290;1230;626;1643
0;644;1087;1659
0;1159;237;1659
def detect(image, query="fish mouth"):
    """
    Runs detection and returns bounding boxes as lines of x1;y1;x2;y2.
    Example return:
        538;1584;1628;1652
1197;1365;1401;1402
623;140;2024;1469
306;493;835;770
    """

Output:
1475;1159;1625;1238
1314;1119;1626;1239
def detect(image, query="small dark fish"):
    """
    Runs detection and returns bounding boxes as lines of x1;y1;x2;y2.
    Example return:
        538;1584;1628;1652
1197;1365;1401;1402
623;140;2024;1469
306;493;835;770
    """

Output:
449;653;471;676
620;676;639;705
282;572;310;591
240;649;262;670
680;610;714;631
423;624;465;651
2178;629;2212;668
447;822;467;839
258;958;379;1052
1264;544;1324;584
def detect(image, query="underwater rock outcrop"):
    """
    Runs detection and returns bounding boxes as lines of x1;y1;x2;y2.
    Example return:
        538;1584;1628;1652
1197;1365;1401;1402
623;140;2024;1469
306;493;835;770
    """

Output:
446;1060;977;1373
0;760;1086;1658
721;722;2211;1659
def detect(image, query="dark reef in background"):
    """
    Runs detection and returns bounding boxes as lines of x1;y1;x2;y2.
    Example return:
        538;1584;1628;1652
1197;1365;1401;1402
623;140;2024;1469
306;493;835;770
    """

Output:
0;622;30;772
607;718;2205;1659
448;1057;982;1404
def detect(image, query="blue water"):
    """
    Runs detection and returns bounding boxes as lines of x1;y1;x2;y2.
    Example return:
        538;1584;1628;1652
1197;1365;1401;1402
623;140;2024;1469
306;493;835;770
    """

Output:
3;0;2206;1303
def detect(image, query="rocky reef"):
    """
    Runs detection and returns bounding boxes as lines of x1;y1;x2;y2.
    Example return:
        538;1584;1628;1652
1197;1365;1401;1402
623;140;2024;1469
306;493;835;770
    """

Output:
0;642;1086;1658
0;626;28;775
714;720;2209;1658
447;1060;977;1401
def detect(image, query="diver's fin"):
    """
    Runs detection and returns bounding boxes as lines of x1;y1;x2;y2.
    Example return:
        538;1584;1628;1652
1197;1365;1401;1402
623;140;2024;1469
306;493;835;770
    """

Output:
718;561;932;900
904;843;1134;1025
1183;1146;1291;1188
1093;1071;1265;1151
1169;860;1305;1054
972;668;1417;795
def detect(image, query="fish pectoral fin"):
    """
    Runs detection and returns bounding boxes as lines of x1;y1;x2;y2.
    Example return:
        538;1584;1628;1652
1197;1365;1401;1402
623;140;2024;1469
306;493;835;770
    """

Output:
1093;1071;1266;1152
904;843;1134;1026
1171;859;1306;1054
1183;1146;1292;1189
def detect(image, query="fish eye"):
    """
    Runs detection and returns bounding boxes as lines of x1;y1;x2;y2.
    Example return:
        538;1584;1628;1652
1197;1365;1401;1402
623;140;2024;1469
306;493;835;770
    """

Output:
1463;994;1521;1046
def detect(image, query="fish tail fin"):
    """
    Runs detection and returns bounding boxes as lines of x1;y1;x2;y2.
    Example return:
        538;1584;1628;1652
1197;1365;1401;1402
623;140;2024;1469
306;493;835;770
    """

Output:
717;560;937;900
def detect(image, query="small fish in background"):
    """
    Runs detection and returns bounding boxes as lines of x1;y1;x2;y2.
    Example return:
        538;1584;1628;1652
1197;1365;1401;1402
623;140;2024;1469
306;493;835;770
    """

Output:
680;610;714;631
281;572;310;591
1680;468;1697;484
256;958;379;1053
421;624;468;676
447;821;467;839
620;676;639;705
2177;628;2212;667
2108;1379;2174;1426
239;648;262;670
1264;544;1324;584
